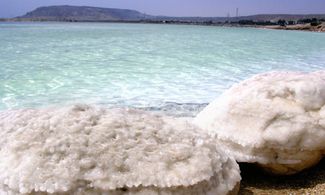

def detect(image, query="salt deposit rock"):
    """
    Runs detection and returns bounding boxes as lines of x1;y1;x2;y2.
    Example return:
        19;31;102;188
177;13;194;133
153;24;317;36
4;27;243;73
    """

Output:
0;104;240;195
194;71;325;175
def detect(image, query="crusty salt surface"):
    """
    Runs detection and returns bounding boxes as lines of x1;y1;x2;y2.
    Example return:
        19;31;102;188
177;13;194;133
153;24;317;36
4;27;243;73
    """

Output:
194;71;325;175
0;104;240;194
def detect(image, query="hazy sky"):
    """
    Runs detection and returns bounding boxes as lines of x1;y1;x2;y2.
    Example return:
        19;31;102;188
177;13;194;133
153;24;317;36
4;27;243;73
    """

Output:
0;0;325;18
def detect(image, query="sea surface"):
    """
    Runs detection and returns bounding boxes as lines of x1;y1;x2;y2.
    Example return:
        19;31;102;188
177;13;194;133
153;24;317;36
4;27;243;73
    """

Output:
1;22;325;116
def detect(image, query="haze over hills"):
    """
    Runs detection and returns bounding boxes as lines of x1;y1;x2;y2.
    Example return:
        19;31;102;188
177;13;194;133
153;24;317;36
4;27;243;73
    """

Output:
13;5;325;22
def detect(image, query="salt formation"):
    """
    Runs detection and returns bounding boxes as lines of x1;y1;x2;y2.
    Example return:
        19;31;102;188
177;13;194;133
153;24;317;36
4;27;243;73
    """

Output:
194;71;325;175
0;104;240;195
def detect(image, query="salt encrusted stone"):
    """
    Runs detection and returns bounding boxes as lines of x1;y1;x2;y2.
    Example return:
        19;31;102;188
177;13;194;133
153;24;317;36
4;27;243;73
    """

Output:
194;71;325;175
0;104;241;194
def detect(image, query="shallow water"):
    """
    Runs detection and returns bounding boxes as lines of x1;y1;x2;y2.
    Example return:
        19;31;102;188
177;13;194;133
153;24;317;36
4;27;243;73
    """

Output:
0;22;325;116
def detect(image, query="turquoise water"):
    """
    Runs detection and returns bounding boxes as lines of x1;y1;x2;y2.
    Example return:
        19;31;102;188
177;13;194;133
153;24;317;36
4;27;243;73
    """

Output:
1;22;325;115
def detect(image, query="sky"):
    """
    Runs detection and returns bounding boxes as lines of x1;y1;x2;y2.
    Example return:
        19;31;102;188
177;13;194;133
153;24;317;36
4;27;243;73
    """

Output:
0;0;325;18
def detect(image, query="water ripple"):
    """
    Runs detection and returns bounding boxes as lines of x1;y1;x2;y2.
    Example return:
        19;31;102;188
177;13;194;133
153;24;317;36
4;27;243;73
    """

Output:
0;23;325;112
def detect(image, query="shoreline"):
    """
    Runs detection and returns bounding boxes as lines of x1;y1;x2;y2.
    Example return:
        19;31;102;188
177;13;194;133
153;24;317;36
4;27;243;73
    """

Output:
1;19;325;32
259;23;325;32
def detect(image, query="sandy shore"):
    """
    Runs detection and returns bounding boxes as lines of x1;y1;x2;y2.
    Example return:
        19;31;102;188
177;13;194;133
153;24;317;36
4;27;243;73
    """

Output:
262;23;325;32
239;159;325;194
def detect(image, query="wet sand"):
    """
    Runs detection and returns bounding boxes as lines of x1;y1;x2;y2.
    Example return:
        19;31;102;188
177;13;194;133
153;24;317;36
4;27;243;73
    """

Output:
239;159;325;194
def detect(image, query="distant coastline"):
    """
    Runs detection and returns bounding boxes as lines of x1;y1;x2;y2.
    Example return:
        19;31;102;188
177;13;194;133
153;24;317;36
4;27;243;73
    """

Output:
1;18;324;33
259;23;325;32
1;5;325;32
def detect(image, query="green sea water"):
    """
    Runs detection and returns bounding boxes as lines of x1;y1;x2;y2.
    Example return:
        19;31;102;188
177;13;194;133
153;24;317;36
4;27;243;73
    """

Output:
1;22;325;115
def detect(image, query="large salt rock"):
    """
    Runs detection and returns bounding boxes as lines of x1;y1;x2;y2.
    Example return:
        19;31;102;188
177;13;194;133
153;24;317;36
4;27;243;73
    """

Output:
0;104;240;195
194;71;325;175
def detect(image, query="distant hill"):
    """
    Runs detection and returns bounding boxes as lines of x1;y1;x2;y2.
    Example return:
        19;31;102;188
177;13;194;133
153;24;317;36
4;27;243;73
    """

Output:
18;5;149;21
15;5;325;23
153;14;325;23
227;14;325;22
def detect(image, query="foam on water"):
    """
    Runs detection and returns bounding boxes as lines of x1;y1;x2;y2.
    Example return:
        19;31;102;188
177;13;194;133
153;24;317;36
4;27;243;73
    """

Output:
0;22;325;113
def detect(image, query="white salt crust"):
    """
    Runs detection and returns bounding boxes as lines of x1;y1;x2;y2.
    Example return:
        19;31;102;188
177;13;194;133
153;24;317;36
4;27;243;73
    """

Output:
194;71;325;175
0;105;240;194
